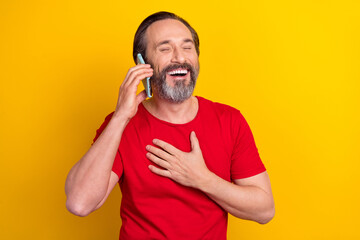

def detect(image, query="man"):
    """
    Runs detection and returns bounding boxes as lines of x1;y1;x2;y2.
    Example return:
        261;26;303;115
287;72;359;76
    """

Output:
65;11;275;239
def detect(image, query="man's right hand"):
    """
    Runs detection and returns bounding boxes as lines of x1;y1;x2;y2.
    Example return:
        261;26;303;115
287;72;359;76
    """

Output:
114;64;153;121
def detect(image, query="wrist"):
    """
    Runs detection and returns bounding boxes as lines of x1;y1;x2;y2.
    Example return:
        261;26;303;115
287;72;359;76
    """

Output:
196;170;218;192
111;110;131;127
113;109;131;123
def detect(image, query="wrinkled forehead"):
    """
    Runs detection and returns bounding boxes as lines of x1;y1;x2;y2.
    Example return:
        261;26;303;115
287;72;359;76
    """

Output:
145;19;194;48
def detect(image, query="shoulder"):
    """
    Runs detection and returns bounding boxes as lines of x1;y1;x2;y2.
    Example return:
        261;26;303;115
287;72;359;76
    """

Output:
197;96;243;120
92;112;114;143
197;96;249;138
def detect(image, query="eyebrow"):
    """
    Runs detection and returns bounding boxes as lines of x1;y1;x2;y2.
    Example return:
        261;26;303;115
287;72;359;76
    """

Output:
183;38;194;44
156;38;194;48
156;40;170;47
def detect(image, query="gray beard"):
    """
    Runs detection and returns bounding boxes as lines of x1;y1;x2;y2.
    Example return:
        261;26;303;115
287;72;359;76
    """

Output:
151;63;199;103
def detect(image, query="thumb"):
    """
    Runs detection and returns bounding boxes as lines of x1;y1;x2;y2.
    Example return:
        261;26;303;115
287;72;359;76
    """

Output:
190;131;200;152
136;90;147;105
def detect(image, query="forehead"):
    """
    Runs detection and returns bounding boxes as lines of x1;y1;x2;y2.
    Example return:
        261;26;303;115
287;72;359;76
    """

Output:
145;19;193;46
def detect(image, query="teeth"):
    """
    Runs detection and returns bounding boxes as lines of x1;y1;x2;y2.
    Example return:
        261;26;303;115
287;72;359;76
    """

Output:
168;69;188;75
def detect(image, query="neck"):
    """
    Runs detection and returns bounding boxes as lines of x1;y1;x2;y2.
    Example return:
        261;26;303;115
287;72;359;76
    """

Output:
143;95;198;124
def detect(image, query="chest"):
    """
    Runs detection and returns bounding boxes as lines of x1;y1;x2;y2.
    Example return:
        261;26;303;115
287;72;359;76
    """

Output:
118;119;234;195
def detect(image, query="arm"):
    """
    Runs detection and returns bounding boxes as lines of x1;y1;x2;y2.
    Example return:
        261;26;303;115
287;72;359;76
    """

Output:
199;171;274;224
146;131;275;224
65;64;153;217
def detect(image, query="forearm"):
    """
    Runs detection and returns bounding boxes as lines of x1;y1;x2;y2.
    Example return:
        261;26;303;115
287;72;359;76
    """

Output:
198;172;275;224
65;113;127;215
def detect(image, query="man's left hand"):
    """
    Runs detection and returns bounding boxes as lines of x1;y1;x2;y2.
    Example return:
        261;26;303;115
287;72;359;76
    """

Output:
146;131;211;189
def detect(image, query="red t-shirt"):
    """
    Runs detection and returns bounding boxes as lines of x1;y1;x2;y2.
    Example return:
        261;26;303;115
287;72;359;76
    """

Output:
93;96;265;240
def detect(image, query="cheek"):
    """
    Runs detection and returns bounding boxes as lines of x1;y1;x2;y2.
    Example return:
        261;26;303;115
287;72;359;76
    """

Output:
190;57;199;70
186;52;199;64
151;54;167;68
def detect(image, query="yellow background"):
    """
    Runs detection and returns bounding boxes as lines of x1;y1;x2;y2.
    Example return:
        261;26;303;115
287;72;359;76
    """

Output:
1;0;359;239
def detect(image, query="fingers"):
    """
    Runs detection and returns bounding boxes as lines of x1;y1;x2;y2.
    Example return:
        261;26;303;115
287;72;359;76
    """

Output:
121;64;149;86
152;139;180;156
146;151;171;169
115;64;153;119
146;144;174;162
123;64;152;82
148;165;171;178
124;67;153;90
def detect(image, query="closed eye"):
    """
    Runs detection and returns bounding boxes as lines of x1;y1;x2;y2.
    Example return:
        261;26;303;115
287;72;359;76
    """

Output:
160;48;170;52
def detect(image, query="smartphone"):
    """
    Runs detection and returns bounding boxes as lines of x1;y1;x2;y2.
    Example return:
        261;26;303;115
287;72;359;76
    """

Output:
136;53;152;98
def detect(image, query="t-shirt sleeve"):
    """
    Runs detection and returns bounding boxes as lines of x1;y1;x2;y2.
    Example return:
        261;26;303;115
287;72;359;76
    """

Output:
230;111;266;180
92;112;123;179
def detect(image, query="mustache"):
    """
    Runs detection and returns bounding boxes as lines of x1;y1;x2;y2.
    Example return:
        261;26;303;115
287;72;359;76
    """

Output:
162;63;194;73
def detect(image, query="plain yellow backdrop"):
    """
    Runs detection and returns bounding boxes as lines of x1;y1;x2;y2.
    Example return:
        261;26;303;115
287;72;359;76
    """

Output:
1;0;359;239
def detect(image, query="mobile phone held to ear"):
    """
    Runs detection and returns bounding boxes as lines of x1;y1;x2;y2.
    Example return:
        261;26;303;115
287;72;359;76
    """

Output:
136;53;152;98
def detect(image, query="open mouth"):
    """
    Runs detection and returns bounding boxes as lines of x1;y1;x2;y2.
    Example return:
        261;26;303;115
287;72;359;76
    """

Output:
167;68;189;77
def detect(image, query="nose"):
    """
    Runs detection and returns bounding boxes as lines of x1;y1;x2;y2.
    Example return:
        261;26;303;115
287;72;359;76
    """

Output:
171;47;185;64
